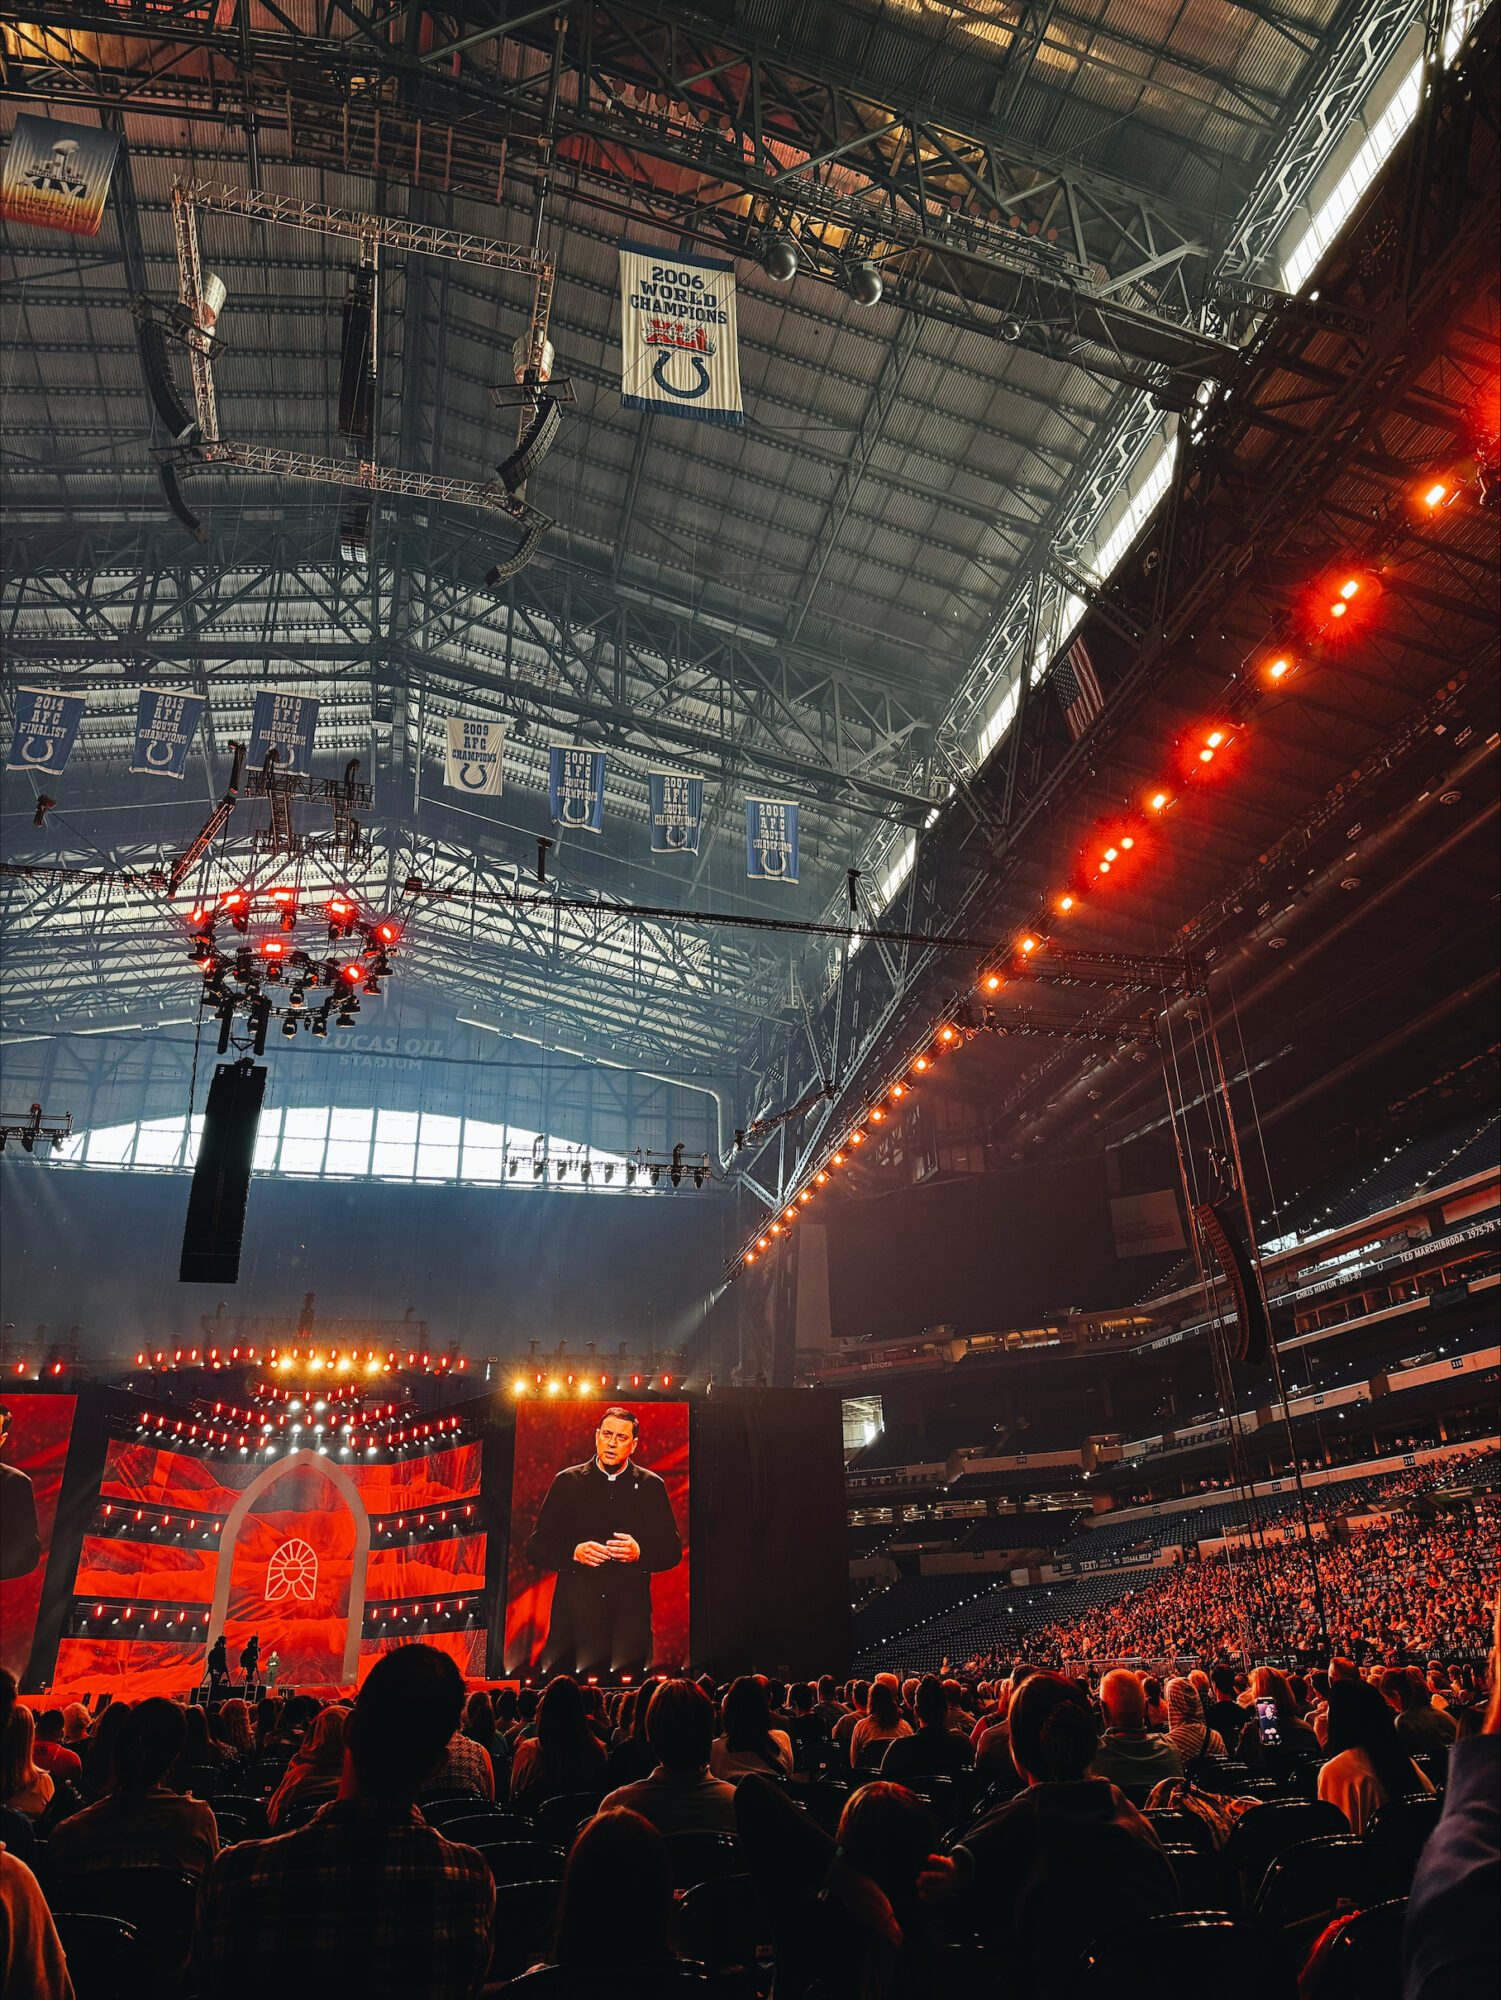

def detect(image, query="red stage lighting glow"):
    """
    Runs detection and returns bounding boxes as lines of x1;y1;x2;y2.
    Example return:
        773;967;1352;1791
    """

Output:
984;973;1002;991
1120;836;1134;851
1268;656;1292;680
1019;935;1038;955
914;1057;929;1072
940;1025;957;1041
268;887;296;906
815;1170;829;1184
1150;792;1168;811
375;921;400;944
259;938;288;958
340;962;364;983
1104;846;1118;863
831;1151;846;1167
1058;895;1074;912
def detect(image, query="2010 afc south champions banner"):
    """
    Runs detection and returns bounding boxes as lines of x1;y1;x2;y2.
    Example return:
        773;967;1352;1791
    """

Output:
619;244;743;427
548;746;607;833
746;798;799;882
6;687;87;777
444;717;505;798
130;689;206;780
247;691;320;777
648;771;704;855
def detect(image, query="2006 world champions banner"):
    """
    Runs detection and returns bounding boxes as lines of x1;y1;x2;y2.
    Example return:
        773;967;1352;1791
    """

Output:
548;746;607;833
648;770;704;855
130;689;206;781
619;243;742;427
1;116;121;238
746;798;799;882
444;717;505;798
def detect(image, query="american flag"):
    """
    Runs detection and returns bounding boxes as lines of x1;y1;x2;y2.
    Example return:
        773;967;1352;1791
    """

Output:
1053;637;1105;740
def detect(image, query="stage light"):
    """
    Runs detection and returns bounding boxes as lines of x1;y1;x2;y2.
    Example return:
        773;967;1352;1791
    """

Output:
373;921;400;946
1337;578;1359;600
890;1084;906;1101
1120;837;1134;850
869;1107;884;1122
745;1251;756;1265
1058;894;1074;913
1019;936;1038;954
693;1166;707;1188
340;962;364;984
849;1130;865;1145
770;1222;781;1236
913;1057;929;1073
831;1152;845;1167
846;258;883;306
815;1172;828;1186
1206;730;1225;749
984;973;1002;992
784;1206;796;1222
1421;477;1452;510
760;232;798;283
798;1189;812;1203
1268;655;1292;681
939;1026;957;1043
1150;791;1168;811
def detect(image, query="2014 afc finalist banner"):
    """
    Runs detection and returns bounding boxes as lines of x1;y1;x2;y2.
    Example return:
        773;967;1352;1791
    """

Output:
745;798;800;882
130;689;206;780
6;687;86;777
247;691;320;777
648;770;704;855
444;717;505;798
548;746;607;833
1;116;121;237
619;243;743;428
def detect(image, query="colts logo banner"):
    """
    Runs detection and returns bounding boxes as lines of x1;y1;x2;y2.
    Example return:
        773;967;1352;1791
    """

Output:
444;717;505;798
130;688;206;781
548;746;607;833
745;798;799;882
247;691;320;777
619;243;743;428
648;770;704;855
6;686;86;777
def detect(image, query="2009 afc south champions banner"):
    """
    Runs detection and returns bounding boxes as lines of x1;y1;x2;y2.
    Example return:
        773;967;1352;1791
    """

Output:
444;717;505;798
746;798;799;882
7;687;87;777
619;243;743;427
247;691;320;777
548;746;607;833
130;688;206;780
648;771;704;855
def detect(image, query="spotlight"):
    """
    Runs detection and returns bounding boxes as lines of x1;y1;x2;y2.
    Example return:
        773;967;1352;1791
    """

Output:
533;1159;546;1180
984;974;1002;992
326;894;359;938
311;1012;329;1038
603;1164;615;1183
815;1172;828;1185
340;962;364;985
998;315;1024;342
846;259;883;306
760;232;799;283
670;1142;685;1189
1019;936;1038;955
1268;655;1292;681
281;1016;298;1039
625;1162;637;1185
336;1006;357;1027
1057;894;1074;913
1149;792;1168;811
580;1162;592;1183
650;1165;662;1186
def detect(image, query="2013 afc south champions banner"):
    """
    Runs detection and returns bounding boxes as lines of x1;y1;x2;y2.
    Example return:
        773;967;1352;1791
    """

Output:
130;689;206;780
444;717;505;798
619;244;743;427
247;691;320;777
648;771;704;855
746;798;799;882
7;687;87;777
548;746;607;833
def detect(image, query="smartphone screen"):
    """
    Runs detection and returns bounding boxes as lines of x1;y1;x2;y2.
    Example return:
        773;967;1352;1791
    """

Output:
1255;1696;1281;1747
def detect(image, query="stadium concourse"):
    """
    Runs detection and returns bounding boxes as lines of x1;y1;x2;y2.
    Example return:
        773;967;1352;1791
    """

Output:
1;1;1498;1997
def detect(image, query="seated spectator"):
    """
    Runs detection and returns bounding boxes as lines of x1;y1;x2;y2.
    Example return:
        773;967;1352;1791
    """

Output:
212;1696;255;1762
1235;1665;1320;1773
61;1703;91;1751
547;1808;677;1986
1143;1676;1168;1731
267;1705;350;1829
1;1705;54;1821
48;1697;219;1878
785;1681;831;1769
191;1643;494;2000
253;1696;282;1751
1090;1670;1183;1804
80;1698;133;1803
605;1686;656;1788
880;1674;975;1781
0;1846;73;2000
1164;1675;1226;1763
171;1703;233;1794
1204;1663;1246;1749
260;1693;318;1759
832;1682;869;1758
847;1679;910;1772
1318;1676;1435;1834
927;1671;1176;1994
711;1675;795;1781
813;1674;847;1731
510;1674;607;1807
433;1708;494;1803
493;1686;520;1742
30;1710;82;1785
0;1672;37;1868
1385;1667;1459;1756
601;1678;738;1835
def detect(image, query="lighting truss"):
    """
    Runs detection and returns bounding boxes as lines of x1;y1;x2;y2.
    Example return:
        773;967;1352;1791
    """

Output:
0;1105;73;1155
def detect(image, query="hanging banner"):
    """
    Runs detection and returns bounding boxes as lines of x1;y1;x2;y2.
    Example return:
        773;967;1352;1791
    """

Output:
619;242;743;428
247;691;320;777
0;116;122;238
444;717;506;798
7;687;86;777
745;798;799;882
548;746;607;833
648;770;705;855
130;688;206;781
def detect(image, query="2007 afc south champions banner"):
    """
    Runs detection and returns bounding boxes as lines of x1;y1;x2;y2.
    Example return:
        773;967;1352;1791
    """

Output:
548;746;607;833
619;244;743;427
746;798;799;882
648;771;704;854
130;688;206;780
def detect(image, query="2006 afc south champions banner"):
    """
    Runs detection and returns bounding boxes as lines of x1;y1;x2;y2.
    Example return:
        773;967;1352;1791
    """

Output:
549;746;607;833
619;244;743;427
746;799;799;882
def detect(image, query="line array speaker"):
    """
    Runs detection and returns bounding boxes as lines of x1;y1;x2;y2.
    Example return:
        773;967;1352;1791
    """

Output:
179;1060;267;1285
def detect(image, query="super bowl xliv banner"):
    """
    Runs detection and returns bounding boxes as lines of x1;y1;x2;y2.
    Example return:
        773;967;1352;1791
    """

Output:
648;770;704;855
745;798;799;883
248;691;319;777
7;687;86;777
1;116;121;238
548;746;607;833
619;243;743;428
444;717;505;798
130;688;206;781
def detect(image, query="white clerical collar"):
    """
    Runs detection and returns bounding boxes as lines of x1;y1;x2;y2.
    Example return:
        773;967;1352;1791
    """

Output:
596;1459;625;1481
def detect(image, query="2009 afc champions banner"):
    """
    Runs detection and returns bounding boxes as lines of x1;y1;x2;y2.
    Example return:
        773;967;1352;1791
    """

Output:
619;243;743;428
247;691;320;777
130;688;206;780
1;116;121;238
746;798;799;882
648;770;704;855
6;687;86;777
548;746;607;833
444;717;505;798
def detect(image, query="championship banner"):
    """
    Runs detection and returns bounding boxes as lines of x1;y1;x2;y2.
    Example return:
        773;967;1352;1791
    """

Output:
548;746;607;833
619;243;743;428
745;798;799;882
130;688;206;781
7;686;86;777
247;691;319;777
648;770;704;855
1;116;121;238
444;717;505;798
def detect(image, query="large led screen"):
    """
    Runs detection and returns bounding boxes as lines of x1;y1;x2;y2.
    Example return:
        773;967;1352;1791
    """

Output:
53;1435;486;1695
504;1400;689;1676
0;1394;77;1679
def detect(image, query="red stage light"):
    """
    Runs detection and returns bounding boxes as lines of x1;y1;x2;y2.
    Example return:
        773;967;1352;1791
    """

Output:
375;921;400;944
914;1057;929;1073
1149;792;1168;811
889;1085;905;1101
340;962;364;983
260;938;288;958
984;973;1002;991
940;1025;957;1042
1058;895;1074;912
1120;836;1134;851
815;1170;829;1184
268;886;296;906
1019;935;1038;954
831;1151;846;1167
1268;655;1293;681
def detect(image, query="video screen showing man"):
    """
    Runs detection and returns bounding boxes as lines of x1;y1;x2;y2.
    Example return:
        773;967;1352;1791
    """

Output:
524;1407;682;1677
0;1406;42;1580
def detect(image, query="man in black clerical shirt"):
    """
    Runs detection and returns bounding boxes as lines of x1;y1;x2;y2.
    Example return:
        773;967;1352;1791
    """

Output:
525;1407;682;1676
0;1406;41;1580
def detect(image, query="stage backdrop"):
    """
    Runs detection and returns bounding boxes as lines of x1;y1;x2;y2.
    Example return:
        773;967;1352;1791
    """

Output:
504;1399;689;1675
0;1393;78;1679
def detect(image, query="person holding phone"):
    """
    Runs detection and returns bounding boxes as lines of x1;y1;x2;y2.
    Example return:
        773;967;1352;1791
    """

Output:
1234;1666;1318;1774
